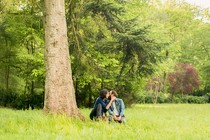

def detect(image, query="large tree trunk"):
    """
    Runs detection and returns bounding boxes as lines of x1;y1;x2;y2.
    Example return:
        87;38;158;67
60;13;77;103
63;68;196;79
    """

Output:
43;0;80;117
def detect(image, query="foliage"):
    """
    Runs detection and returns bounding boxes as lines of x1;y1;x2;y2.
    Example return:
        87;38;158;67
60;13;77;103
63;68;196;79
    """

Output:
65;0;162;107
168;63;200;95
146;76;164;92
0;89;44;109
0;0;44;107
135;91;209;104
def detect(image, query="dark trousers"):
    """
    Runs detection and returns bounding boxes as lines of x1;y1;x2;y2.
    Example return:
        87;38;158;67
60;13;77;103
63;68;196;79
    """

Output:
89;103;104;120
96;103;103;117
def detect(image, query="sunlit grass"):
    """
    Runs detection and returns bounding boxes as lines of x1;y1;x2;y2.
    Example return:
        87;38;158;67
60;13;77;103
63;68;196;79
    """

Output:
0;104;210;140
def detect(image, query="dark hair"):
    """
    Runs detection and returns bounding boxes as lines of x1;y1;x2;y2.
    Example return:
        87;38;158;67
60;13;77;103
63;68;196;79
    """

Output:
110;90;118;97
99;89;108;99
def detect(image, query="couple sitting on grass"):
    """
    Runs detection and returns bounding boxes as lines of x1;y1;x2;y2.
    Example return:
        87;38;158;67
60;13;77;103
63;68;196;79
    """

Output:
90;89;126;123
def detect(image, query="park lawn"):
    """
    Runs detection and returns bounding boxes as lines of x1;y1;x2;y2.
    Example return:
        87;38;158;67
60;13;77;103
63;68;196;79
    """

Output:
0;104;210;140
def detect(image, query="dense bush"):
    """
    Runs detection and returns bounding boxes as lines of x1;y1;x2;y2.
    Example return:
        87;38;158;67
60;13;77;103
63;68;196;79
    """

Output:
135;91;169;104
206;93;210;103
168;63;200;95
1;89;209;110
135;92;209;104
0;89;44;109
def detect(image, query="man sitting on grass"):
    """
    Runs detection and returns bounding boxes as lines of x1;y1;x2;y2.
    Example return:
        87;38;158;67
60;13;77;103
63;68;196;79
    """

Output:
107;90;126;123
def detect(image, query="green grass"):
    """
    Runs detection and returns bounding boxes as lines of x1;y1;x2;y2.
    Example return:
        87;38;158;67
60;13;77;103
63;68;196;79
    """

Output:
0;104;210;140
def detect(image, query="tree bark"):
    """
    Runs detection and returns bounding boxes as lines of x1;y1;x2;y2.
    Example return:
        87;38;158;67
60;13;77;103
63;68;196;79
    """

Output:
43;0;80;117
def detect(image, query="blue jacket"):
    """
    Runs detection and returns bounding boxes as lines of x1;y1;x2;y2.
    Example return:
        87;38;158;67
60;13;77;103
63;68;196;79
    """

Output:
108;98;125;116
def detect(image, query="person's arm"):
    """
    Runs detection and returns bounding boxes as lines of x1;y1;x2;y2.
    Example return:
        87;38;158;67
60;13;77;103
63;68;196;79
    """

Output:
106;96;116;110
108;109;113;115
93;97;99;108
107;101;113;115
119;99;125;116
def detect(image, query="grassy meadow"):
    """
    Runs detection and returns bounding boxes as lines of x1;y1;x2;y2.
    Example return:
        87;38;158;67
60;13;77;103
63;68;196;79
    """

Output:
0;104;210;140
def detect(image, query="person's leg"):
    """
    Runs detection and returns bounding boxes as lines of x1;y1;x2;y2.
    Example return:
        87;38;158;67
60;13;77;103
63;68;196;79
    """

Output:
121;116;126;123
108;115;113;123
117;115;126;123
89;107;97;120
96;103;103;117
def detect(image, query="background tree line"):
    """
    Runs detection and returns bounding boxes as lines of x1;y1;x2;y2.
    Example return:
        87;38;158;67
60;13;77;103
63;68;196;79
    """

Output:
0;0;210;109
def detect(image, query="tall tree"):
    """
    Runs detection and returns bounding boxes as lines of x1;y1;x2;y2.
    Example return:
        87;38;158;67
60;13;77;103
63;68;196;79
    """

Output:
43;0;80;116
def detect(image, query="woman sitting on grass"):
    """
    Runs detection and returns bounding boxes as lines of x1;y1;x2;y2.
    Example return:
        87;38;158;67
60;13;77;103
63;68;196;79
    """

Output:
89;89;115;121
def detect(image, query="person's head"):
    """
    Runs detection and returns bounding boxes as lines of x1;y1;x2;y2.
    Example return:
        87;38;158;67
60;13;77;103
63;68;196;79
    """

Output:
99;89;109;99
109;90;118;99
